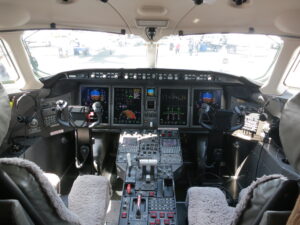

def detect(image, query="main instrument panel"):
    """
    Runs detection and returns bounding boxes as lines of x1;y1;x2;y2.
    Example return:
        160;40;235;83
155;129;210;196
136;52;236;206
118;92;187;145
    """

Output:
79;85;223;128
159;89;189;126
113;88;142;125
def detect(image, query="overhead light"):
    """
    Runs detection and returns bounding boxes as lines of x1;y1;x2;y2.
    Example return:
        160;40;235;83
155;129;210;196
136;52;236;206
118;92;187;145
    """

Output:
137;6;168;16
193;18;200;24
136;20;168;28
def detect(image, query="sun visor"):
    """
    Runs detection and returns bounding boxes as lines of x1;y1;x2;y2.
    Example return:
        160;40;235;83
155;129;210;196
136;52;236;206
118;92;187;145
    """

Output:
279;92;300;173
0;83;11;146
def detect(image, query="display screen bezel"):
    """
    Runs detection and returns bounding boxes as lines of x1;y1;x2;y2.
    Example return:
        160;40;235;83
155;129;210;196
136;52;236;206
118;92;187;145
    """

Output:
79;85;111;126
191;87;223;127
146;88;156;97
112;86;144;126
158;87;190;128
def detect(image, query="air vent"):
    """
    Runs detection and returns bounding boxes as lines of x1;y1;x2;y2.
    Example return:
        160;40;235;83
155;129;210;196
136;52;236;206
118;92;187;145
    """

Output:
57;0;77;5
230;0;253;8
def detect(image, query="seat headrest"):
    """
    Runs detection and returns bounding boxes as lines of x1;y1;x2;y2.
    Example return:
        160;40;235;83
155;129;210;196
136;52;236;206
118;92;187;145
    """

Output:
0;83;11;145
279;92;300;173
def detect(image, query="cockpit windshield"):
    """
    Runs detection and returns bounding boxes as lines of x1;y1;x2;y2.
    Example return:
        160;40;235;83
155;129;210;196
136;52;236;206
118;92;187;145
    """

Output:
23;30;148;76
23;30;283;84
157;34;283;84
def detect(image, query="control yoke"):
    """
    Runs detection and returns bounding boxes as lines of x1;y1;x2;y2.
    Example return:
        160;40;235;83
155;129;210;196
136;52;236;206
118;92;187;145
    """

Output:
56;100;103;128
199;103;245;132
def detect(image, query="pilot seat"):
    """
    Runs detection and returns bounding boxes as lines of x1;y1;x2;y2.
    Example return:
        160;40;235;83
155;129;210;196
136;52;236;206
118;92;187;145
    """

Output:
186;92;300;225
0;83;111;225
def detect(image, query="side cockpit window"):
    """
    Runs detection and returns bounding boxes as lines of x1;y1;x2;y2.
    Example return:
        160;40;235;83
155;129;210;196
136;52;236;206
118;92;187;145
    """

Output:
0;40;19;84
285;47;300;89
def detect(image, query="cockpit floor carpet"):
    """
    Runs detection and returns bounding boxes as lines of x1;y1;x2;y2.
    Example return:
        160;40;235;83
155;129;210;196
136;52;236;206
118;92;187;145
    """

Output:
105;200;121;225
177;202;188;225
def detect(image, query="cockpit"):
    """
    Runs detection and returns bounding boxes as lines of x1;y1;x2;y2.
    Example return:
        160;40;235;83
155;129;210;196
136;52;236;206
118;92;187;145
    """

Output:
0;0;300;225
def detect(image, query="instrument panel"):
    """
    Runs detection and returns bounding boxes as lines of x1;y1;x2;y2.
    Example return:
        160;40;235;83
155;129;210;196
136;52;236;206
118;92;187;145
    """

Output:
79;85;224;128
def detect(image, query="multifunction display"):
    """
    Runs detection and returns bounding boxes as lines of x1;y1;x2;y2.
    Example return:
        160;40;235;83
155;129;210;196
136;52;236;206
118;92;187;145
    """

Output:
192;89;222;125
113;88;142;125
80;86;109;123
159;89;188;126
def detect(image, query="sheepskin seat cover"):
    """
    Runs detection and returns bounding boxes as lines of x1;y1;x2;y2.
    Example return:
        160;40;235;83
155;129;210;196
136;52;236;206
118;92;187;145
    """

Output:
0;158;111;225
0;83;11;146
69;175;111;225
186;175;286;225
0;157;82;225
187;187;235;225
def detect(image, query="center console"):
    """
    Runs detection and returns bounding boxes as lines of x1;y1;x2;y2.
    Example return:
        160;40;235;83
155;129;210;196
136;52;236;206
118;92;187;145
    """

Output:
116;129;183;225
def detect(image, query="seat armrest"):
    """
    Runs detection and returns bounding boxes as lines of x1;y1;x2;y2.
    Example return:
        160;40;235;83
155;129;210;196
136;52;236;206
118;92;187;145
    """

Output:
259;211;291;225
68;175;111;225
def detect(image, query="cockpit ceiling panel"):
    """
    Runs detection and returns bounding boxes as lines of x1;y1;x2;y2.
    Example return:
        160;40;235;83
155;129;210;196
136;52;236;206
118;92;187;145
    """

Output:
0;0;300;39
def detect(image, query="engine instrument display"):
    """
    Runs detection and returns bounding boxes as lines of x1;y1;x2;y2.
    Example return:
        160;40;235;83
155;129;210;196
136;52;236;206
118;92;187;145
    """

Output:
192;89;222;126
159;89;188;126
80;86;109;123
113;88;142;125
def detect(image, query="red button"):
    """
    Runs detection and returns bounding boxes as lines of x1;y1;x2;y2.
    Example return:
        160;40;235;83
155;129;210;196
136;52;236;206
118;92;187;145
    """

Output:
126;183;131;194
167;213;174;218
164;219;170;224
159;212;165;218
151;212;157;218
155;219;161;224
121;212;127;218
149;191;155;197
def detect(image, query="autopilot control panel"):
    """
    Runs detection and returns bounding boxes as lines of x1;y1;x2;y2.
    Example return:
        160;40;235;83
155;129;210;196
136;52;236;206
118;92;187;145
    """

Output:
116;129;182;225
